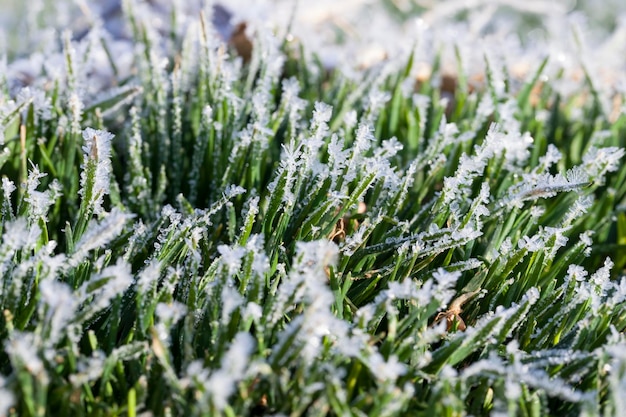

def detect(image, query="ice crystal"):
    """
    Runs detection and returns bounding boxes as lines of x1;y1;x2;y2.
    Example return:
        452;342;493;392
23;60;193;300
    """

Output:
217;244;247;276
69;350;106;387
155;301;187;344
205;332;255;410
78;259;133;320
2;217;40;251
24;164;57;222
5;332;46;378
79;127;114;214
0;1;624;415
136;260;161;293
367;352;406;382
220;284;244;325
16;87;52;121
39;279;77;345
72;208;134;262
583;146;625;180
68;93;84;135
243;301;263;322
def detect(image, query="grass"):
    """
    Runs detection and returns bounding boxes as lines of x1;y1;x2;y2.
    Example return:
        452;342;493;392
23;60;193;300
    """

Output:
1;1;626;416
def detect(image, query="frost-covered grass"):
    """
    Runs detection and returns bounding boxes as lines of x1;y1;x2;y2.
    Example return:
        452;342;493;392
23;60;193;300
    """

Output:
1;1;626;416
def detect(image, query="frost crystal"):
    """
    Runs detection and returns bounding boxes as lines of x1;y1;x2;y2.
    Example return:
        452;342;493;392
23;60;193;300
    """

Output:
24;164;56;221
206;332;255;410
137;260;161;292
312;101;333;126
1;177;15;200
367;352;406;382
567;265;588;282
70;351;107;387
39;279;77;345
78;259;133;320
220;285;244;325
80;127;115;214
16;87;52;121
243;302;263;322
583;147;625;180
155;301;187;343
68;93;84;135
6;332;45;377
2;217;40;250
72;208;134;263
217;244;247;276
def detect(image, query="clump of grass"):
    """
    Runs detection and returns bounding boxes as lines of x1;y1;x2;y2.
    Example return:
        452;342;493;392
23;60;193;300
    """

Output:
0;1;626;416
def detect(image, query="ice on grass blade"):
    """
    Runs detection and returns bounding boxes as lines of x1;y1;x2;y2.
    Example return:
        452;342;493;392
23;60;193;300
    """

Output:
542;226;570;260
71;207;134;263
77;258;133;323
366;352;406;383
428;268;461;307
155;301;187;346
537;144;562;171
186;332;256;412
481;123;534;168
271;240;355;364
297;101;333;176
412;93;430;137
579;230;594;257
217;244;247;276
222;184;246;200
311;101;333;142
218;284;244;326
463;340;590;405
327;133;351;187
582;146;625;181
188;104;213;204
69;350;107;387
39;279;78;346
5;331;47;381
126;106;153;211
1;177;16;219
245;234;270;278
1;217;40;254
279;77;307;136
561;194;594;227
23;163;61;223
439;123;527;221
291;240;339;288
587;258;614;309
68;93;84;136
364;88;391;123
79;127;114;215
503;165;591;209
341;220;373;257
518;233;545;252
291;239;341;336
266;142;301;209
16;87;52;122
243;301;263;324
363;269;462;357
342;122;377;186
475;94;495;125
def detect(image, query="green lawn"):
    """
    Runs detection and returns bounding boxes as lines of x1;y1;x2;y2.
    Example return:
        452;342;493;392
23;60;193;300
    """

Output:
0;1;626;416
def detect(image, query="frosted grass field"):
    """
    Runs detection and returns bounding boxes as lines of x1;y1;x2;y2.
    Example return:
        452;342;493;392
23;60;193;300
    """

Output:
0;0;626;416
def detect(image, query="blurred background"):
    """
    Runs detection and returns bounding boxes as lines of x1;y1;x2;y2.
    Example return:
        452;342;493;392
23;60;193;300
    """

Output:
0;0;625;102
1;0;626;59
